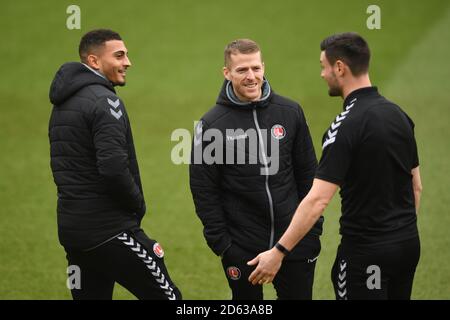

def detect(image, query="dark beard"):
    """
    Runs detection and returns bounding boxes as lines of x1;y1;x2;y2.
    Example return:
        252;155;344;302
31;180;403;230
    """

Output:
327;74;342;97
328;86;341;97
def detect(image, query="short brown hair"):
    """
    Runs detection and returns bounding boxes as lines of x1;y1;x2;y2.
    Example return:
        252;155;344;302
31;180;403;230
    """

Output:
224;39;262;67
320;32;370;76
79;29;122;63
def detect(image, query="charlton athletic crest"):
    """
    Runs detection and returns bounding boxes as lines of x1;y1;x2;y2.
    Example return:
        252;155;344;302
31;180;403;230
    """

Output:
271;124;286;140
153;242;164;258
227;266;241;280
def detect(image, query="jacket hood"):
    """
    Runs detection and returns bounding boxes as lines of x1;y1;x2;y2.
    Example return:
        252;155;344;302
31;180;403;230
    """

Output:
49;62;115;105
216;79;273;109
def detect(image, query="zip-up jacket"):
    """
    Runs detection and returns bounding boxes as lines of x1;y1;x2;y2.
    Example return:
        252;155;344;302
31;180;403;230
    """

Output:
48;62;145;250
190;80;323;260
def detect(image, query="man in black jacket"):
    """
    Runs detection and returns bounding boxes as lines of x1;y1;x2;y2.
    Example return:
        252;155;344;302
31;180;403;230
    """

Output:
190;39;323;299
49;29;181;300
248;33;422;300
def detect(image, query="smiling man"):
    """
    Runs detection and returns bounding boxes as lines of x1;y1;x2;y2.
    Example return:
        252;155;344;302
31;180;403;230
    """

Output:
48;29;181;300
190;39;322;299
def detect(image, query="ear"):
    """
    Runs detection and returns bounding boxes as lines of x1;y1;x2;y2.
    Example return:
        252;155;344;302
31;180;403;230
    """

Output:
86;54;100;70
223;66;231;80
335;60;346;77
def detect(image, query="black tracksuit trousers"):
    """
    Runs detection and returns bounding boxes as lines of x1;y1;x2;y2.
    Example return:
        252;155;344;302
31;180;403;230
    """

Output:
65;227;182;300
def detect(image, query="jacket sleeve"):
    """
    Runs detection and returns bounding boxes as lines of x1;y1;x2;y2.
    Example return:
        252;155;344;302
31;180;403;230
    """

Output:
189;120;231;256
91;96;145;218
293;106;318;201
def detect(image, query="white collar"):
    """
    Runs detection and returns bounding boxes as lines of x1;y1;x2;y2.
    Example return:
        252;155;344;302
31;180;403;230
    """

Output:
82;63;107;80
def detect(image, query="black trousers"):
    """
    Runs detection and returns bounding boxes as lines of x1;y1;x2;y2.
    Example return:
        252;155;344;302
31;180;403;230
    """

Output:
65;228;182;300
221;244;318;300
331;236;420;300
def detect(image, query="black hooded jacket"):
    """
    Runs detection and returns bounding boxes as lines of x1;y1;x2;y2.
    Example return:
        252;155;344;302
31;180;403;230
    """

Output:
48;62;145;250
190;80;323;260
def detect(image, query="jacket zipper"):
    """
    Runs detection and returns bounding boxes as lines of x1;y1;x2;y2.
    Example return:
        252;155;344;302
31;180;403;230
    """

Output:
252;109;275;249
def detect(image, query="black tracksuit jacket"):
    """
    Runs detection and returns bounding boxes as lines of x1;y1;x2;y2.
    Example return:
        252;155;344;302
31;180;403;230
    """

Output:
48;62;145;250
190;80;323;260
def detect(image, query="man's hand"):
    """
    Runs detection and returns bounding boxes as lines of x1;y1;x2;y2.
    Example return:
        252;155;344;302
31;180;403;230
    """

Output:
247;248;284;285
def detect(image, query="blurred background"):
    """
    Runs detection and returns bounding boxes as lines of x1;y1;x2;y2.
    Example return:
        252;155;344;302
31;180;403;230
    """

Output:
0;0;449;299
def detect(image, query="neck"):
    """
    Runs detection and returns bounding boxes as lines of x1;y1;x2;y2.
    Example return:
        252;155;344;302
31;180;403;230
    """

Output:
342;74;372;100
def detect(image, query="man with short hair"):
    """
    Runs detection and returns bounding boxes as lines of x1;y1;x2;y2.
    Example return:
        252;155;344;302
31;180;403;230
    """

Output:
248;32;422;300
49;29;181;300
190;39;323;299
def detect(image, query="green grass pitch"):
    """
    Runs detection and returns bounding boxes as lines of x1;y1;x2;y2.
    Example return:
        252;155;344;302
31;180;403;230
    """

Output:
0;0;449;299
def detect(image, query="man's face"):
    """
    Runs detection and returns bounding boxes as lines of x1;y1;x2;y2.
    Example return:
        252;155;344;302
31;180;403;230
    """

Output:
223;51;265;102
320;51;342;97
91;40;131;86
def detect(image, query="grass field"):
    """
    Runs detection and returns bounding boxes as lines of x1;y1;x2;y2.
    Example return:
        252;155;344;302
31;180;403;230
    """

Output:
0;0;449;299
